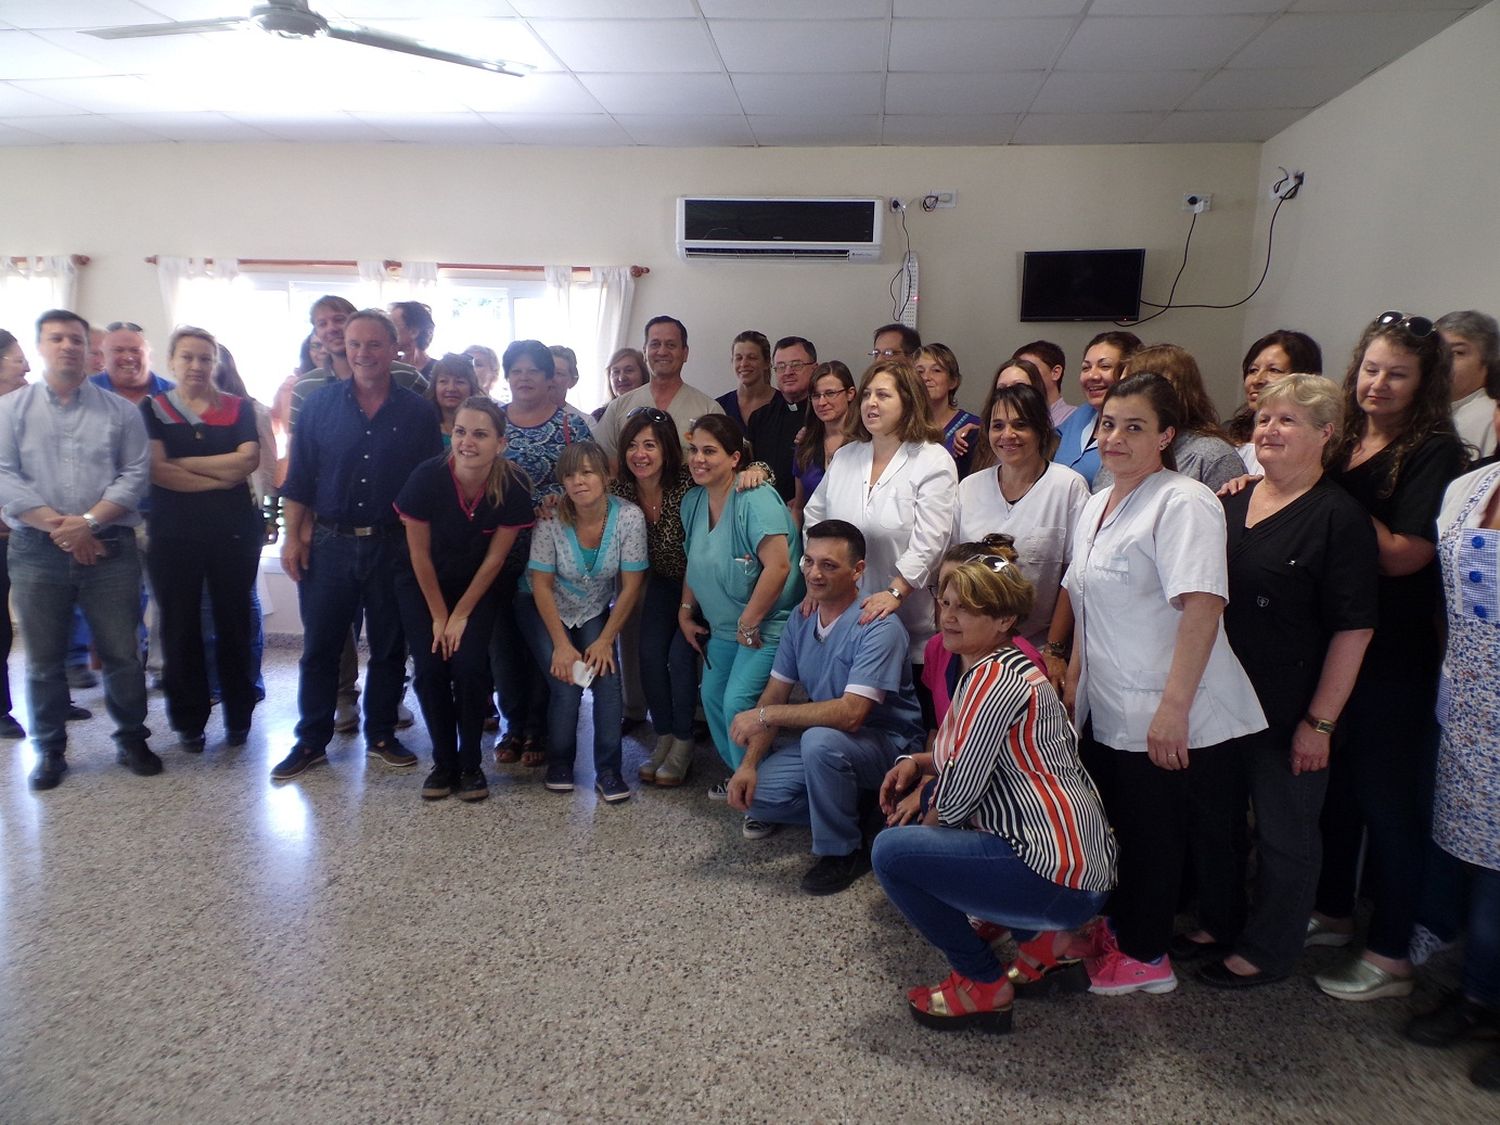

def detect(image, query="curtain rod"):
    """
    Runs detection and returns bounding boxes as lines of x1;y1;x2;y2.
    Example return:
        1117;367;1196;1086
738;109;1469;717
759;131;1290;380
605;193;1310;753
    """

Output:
7;255;90;267
143;256;649;278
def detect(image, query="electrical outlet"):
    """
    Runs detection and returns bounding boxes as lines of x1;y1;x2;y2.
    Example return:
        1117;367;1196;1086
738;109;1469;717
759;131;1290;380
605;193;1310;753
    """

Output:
889;197;904;213
1182;192;1212;214
1270;169;1305;201
923;189;957;210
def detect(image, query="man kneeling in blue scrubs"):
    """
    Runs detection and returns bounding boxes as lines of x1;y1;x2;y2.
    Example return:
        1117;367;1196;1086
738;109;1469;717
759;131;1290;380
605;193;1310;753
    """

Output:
727;519;925;896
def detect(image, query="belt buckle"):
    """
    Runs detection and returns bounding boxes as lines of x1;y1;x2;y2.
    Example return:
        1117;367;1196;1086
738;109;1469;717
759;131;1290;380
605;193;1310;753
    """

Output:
352;525;375;538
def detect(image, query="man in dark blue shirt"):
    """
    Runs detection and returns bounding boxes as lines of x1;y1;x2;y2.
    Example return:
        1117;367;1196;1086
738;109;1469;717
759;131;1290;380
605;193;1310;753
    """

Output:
273;309;442;781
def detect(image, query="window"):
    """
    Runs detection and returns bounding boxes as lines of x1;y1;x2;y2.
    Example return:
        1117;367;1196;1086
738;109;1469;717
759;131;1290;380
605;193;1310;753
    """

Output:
171;270;550;407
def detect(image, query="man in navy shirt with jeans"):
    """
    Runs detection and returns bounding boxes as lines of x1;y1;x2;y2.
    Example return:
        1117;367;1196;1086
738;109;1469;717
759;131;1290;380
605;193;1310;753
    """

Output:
273;309;442;781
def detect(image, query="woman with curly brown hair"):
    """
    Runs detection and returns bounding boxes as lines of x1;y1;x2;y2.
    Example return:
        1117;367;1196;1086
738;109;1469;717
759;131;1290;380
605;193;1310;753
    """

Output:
1309;312;1468;1001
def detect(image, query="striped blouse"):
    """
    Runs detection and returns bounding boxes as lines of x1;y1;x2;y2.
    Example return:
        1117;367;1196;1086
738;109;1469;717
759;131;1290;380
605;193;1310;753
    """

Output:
931;647;1117;893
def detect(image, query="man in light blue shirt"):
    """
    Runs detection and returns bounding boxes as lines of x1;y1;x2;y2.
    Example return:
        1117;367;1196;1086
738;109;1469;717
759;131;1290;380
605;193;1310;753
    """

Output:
727;519;924;896
0;309;157;790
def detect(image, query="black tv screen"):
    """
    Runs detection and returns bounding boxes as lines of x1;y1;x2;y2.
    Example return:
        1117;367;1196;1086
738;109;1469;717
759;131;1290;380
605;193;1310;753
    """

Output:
1020;249;1145;322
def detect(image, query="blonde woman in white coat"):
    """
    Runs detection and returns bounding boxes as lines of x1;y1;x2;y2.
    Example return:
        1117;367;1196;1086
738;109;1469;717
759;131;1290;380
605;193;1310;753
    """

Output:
804;358;957;725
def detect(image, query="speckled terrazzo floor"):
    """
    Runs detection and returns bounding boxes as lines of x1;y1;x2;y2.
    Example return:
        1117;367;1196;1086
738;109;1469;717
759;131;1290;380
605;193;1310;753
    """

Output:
0;644;1495;1124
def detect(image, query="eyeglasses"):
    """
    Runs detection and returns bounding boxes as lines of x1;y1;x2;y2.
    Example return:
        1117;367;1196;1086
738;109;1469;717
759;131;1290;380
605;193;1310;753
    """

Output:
773;361;813;375
809;388;850;401
867;348;904;358
1375;311;1436;339
626;407;670;424
106;321;143;333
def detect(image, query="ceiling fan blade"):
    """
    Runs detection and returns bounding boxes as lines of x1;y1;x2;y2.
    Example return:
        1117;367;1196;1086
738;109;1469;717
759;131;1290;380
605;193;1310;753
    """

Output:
83;17;250;40
323;23;531;77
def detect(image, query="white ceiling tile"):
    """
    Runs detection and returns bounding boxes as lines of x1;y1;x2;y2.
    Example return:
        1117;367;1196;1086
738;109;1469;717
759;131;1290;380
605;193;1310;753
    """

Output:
110;111;280;141
1181;66;1371;111
1058;15;1270;70
439;71;601;114
1147;108;1305;143
1031;70;1205;113
326;2;520;17
0;82;86;116
711;20;886;73
1229;11;1467;72
0;2;162;30
617;114;754;147
890;18;1074;71
885;71;1044;114
9;75;195;114
732;72;883;116
1011;111;1163;144
477;112;632;146
0;31;109;79
33;28;239;71
0;113;170;142
1288;0;1477;10
748;114;882;145
119;0;250;15
349;112;511;144
704;1;888;17
881;114;1019;145
578;72;740;115
529;19;719;72
507;1;691;16
895;1;1087;15
0;119;53;144
1089;0;1286;14
221;112;395;143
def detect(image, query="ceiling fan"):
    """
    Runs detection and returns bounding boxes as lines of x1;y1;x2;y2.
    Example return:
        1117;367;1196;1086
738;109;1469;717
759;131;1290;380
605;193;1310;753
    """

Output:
81;0;533;77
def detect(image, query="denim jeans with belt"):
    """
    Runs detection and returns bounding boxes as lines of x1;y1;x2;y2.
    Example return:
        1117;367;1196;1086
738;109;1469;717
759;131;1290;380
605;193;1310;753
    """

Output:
8;527;149;753
873;825;1108;982
295;525;406;750
515;593;622;777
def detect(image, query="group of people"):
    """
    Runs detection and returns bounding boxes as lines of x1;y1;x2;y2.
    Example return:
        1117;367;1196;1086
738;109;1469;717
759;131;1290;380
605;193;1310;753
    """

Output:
2;298;1498;1092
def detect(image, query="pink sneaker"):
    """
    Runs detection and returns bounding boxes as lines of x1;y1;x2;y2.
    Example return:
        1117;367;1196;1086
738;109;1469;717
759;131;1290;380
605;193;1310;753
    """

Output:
1086;947;1178;995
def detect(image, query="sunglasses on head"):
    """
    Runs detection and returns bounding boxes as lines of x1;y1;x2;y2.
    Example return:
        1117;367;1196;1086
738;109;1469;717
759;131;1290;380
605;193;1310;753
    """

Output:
627;407;671;424
106;321;143;333
1374;311;1435;339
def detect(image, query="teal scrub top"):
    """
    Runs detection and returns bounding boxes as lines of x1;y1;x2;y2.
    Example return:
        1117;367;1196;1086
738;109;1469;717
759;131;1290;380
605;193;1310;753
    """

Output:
682;485;803;644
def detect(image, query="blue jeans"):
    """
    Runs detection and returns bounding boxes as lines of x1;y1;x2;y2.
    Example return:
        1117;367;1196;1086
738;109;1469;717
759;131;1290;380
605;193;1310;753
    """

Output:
639;571;696;741
8;528;149;752
515;594;622;776
701;636;778;770
873;825;1109;981
751;726;914;856
203;584;268;701
1461;862;1500;1008
295;526;406;750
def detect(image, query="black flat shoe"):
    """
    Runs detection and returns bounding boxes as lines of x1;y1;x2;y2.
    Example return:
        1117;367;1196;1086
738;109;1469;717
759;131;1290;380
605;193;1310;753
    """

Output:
1169;934;1232;962
1196;960;1286;990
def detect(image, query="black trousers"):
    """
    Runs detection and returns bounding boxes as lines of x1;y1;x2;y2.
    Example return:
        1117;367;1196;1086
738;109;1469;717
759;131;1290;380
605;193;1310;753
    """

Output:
395;571;498;773
148;529;261;736
1315;669;1442;960
1083;731;1250;963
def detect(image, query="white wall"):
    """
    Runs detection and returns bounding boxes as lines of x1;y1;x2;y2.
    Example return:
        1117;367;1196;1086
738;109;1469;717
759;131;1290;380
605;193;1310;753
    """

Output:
0;140;1264;415
1244;0;1500;375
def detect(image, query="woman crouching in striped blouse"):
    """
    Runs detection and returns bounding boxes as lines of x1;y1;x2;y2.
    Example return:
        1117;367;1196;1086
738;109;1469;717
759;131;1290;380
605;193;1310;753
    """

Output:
871;553;1118;1033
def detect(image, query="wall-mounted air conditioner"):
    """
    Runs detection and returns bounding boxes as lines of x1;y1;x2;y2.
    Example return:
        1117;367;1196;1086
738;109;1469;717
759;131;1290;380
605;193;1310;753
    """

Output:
677;196;884;262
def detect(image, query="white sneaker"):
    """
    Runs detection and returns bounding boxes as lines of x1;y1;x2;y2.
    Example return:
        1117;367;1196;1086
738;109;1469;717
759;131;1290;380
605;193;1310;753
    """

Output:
334;697;359;733
742;815;778;840
707;781;730;801
1409;924;1456;967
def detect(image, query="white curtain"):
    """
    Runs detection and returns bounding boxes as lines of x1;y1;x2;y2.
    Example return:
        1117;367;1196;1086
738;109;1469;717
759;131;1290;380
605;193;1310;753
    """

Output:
542;265;637;407
0;255;80;340
358;259;439;307
154;256;241;334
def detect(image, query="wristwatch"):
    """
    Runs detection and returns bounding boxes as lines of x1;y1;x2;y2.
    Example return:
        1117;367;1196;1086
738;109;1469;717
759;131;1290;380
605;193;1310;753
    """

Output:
82;512;102;535
1304;714;1336;735
885;586;904;600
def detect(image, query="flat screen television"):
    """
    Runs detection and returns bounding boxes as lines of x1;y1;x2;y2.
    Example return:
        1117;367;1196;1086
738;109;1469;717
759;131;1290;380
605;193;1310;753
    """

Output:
1020;248;1145;322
